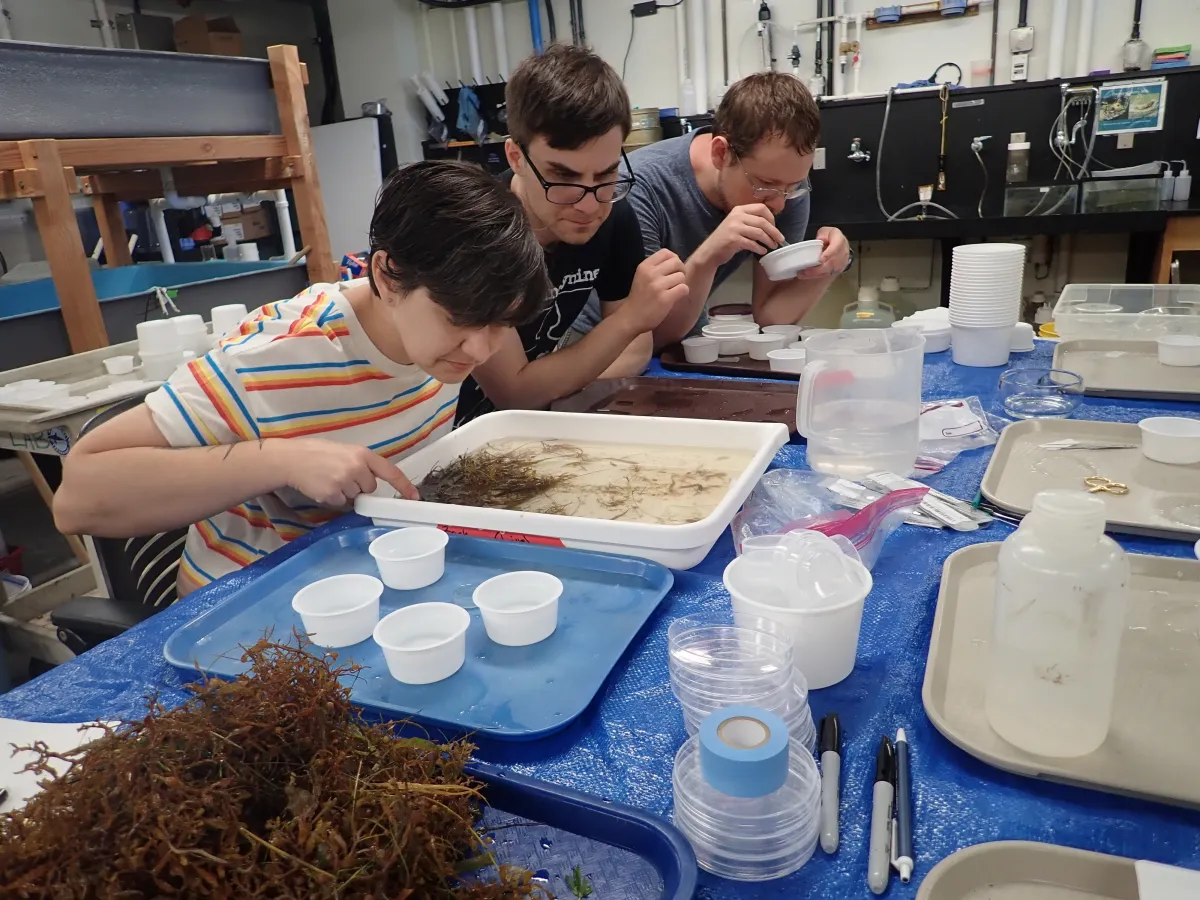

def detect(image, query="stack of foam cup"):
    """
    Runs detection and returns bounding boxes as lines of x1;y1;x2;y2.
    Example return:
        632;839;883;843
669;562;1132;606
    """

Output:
948;243;1026;367
136;319;185;382
667;615;817;753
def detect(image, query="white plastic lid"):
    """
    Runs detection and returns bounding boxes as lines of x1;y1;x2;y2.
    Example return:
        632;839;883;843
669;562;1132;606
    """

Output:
857;286;879;308
879;276;901;293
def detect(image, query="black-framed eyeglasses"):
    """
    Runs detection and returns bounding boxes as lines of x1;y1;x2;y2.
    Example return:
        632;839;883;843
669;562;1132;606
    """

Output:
735;156;810;201
519;144;636;205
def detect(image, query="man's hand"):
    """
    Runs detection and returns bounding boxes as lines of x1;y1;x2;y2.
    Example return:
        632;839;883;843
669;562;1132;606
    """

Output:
696;203;786;268
620;248;689;334
274;438;419;506
794;226;851;280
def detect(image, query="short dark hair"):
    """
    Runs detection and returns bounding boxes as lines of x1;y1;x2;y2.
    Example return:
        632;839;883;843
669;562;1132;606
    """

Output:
367;160;550;328
506;43;631;150
713;73;821;158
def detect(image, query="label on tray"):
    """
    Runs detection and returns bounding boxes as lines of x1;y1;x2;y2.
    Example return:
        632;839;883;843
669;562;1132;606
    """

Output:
438;525;565;547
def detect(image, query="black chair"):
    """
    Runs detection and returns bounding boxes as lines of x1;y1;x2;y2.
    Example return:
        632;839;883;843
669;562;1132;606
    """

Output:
51;397;189;655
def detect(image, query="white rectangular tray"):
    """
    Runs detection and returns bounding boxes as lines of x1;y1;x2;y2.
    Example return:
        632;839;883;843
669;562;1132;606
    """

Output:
355;410;788;570
923;543;1200;808
1053;339;1200;402
980;419;1200;541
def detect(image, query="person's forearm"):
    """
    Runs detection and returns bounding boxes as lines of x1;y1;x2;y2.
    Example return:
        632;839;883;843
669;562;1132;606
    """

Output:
600;331;653;379
482;312;644;410
654;245;721;349
754;274;837;326
56;439;290;538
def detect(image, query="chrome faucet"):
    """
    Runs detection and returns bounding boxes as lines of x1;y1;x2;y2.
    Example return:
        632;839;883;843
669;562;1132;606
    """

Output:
848;137;871;163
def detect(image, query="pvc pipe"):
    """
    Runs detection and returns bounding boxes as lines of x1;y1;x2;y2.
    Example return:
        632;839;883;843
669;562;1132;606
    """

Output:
1075;0;1096;77
0;0;12;41
851;14;862;96
158;168;207;210
676;1;688;88
421;5;435;75
689;0;709;114
464;7;484;84
92;0;115;48
834;14;847;96
149;202;175;264
527;0;543;53
490;3;509;79
448;9;463;82
273;190;297;259
1047;0;1069;79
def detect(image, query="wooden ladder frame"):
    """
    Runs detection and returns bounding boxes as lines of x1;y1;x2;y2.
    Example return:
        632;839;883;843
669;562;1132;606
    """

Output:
0;45;336;353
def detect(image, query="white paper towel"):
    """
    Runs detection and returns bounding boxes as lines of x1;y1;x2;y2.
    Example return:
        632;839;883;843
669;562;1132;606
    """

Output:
1;719;111;813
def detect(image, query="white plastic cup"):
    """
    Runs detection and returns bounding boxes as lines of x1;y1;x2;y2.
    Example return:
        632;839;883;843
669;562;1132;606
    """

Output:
1011;322;1036;352
139;350;185;382
762;324;803;344
369;527;448;590
239;243;261;262
1157;335;1200;367
291;573;383;647
951;324;1013;367
767;348;806;373
210;303;250;340
373;602;471;683
682;336;720;364
1139;417;1200;465
137;319;182;356
745;333;787;360
472;571;562;646
724;554;872;689
103;355;135;376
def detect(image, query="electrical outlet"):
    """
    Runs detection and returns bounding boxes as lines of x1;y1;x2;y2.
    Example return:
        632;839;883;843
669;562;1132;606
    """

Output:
814;147;826;170
1117;132;1135;149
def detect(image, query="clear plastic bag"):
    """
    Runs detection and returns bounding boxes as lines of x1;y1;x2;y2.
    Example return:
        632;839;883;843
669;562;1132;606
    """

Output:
731;470;928;570
915;397;1000;474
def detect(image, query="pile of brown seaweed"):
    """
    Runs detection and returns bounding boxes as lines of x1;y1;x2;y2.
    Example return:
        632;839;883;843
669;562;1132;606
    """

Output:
0;640;540;899
419;444;570;510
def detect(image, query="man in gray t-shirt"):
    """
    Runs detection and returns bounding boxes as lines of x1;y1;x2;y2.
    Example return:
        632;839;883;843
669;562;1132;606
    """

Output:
572;73;851;348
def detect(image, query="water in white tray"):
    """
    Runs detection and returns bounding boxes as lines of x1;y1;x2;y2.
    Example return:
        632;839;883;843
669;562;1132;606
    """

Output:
471;439;753;526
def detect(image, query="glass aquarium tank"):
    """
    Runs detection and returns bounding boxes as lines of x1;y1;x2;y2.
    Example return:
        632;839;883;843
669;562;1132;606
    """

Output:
1003;183;1078;216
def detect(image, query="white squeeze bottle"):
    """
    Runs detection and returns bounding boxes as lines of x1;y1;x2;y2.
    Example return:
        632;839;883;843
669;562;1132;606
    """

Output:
984;489;1129;758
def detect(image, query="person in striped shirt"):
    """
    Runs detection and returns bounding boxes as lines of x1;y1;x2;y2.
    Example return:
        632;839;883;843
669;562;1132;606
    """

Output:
54;161;550;595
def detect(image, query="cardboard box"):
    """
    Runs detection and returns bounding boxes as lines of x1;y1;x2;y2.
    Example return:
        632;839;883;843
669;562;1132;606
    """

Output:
223;205;273;242
174;15;244;57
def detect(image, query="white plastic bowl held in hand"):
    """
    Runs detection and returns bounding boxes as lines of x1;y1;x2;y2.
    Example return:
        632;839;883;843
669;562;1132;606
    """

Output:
745;333;787;360
369;527;448;590
373;602;471;684
291;573;383;647
723;553;872;689
951;324;1012;367
472;571;563;646
1139;417;1200;465
103;355;135;376
1157;335;1200;367
682;336;720;364
767;348;806;373
760;240;824;281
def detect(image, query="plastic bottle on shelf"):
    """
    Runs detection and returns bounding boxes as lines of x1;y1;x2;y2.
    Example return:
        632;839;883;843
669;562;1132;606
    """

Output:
1173;164;1192;202
840;287;895;329
985;490;1129;758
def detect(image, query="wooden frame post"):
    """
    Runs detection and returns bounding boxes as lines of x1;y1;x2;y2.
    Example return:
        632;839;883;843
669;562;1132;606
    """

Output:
91;194;133;267
268;44;337;283
17;140;109;352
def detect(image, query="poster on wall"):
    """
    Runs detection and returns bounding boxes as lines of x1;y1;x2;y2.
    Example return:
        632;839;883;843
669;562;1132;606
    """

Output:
1097;79;1167;134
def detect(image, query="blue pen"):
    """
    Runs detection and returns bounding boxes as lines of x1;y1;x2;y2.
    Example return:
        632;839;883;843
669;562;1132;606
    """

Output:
892;727;914;883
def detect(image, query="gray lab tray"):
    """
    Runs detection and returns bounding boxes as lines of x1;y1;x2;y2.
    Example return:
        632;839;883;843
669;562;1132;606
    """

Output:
922;543;1200;808
917;841;1139;900
1053;339;1200;402
981;419;1200;541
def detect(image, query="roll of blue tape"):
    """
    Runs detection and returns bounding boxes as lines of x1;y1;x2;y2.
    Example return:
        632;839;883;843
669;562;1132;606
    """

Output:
699;705;790;798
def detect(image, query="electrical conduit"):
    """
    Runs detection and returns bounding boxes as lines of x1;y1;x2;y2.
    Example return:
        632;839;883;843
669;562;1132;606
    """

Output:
690;0;709;114
491;2;510;79
1075;0;1096;77
464;6;484;84
1047;0;1069;79
527;0;543;53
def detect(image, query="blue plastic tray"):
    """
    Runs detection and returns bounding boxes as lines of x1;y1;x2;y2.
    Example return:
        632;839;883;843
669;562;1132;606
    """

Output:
164;528;674;741
469;762;697;899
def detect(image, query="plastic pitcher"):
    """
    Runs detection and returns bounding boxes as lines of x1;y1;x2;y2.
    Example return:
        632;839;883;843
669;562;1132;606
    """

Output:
797;328;925;478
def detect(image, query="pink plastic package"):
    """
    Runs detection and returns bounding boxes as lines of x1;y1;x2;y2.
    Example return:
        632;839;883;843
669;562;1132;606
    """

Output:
731;470;928;570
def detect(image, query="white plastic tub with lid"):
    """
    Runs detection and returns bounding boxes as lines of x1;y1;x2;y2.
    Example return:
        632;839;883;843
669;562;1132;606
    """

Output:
355;410;789;570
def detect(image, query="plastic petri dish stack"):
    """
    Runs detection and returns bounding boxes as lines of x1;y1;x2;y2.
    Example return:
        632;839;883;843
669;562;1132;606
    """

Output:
672;713;822;881
668;616;817;752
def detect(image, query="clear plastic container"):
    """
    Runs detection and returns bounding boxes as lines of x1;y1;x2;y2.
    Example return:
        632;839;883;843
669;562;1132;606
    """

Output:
840;288;896;329
985;489;1129;758
672;735;821;881
1053;284;1200;340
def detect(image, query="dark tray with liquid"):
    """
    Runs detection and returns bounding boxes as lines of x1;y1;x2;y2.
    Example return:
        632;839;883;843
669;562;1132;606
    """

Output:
659;344;800;381
551;376;797;432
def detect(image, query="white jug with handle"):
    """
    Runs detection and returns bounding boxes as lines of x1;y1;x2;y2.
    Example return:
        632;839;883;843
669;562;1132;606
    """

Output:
797;328;925;478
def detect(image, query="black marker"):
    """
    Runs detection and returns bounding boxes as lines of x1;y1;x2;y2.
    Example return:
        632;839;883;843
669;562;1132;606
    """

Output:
818;713;842;854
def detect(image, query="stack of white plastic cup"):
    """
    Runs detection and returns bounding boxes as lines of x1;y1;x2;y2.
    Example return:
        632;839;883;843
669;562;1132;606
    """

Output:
949;243;1026;367
136;319;184;381
173;314;212;357
667;616;817;752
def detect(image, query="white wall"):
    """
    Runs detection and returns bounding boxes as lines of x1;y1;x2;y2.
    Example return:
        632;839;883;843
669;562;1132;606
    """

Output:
416;0;1200;110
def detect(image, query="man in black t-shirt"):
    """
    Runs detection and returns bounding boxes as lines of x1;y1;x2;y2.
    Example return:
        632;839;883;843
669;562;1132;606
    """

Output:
455;45;688;424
